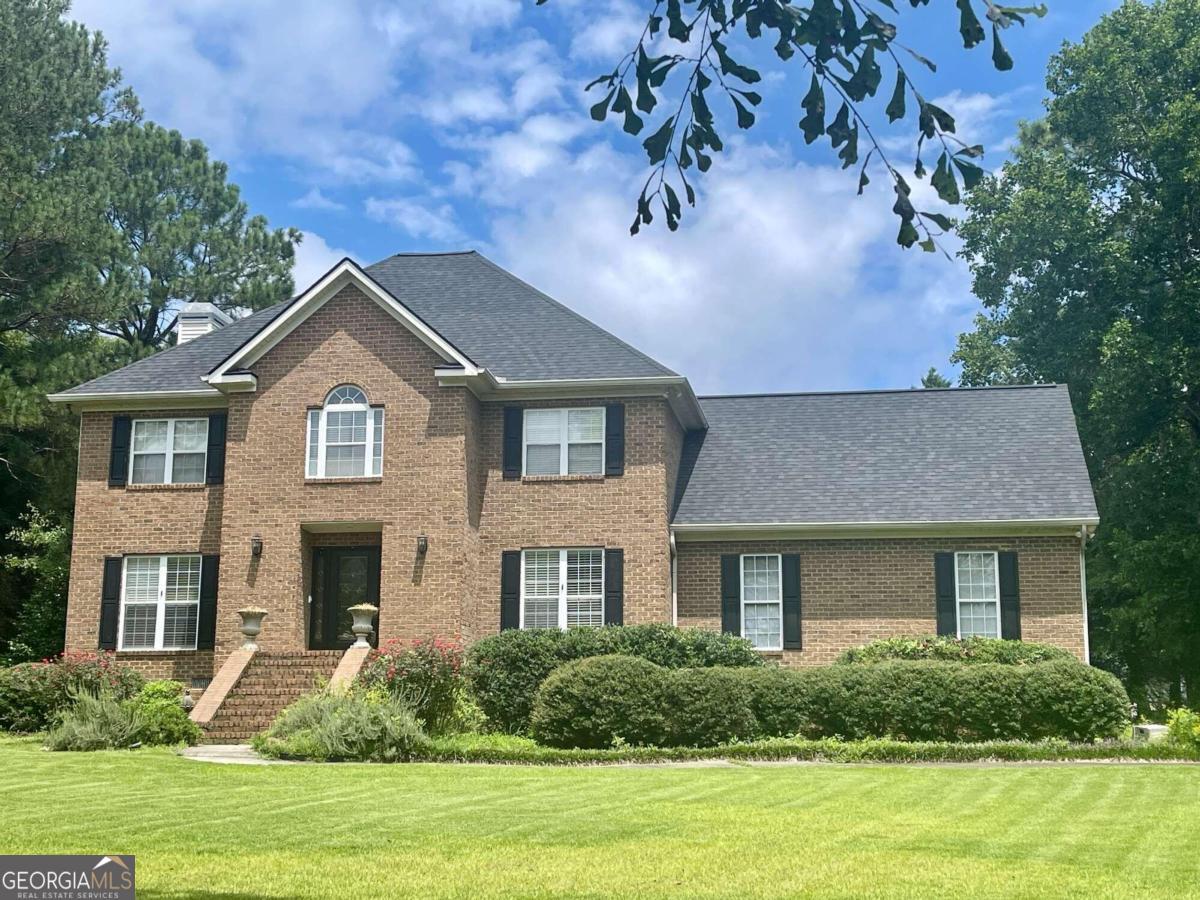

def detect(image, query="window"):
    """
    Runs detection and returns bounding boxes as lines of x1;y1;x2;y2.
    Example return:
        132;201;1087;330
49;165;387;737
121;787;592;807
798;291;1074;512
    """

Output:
306;385;384;479
119;555;202;651
955;551;1000;638
523;407;604;476
521;548;604;629
741;554;782;651
129;418;208;484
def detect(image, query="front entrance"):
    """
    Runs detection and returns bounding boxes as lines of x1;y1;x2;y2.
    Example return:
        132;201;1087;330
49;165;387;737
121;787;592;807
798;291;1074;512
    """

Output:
309;547;381;650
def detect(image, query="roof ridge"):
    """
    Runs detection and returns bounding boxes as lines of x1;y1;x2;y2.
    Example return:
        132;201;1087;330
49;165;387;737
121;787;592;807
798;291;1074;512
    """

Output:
377;250;478;258
698;384;1059;400
468;252;679;378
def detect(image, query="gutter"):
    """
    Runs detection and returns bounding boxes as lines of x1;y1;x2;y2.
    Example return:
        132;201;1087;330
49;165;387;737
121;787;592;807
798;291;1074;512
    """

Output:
669;530;678;627
1079;525;1092;664
671;517;1100;541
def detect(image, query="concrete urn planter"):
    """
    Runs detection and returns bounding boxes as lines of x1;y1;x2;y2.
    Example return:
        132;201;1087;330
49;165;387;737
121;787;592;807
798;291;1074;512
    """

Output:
237;607;268;651
348;604;378;649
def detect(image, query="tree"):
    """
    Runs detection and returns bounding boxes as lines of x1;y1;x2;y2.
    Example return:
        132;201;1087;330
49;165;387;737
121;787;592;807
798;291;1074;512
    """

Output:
555;0;1047;244
919;367;951;388
952;0;1200;706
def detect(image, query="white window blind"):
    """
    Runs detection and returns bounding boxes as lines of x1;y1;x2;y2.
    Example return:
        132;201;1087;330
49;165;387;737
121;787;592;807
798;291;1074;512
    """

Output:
306;385;384;478
521;548;604;629
119;555;202;651
522;408;604;476
130;418;208;484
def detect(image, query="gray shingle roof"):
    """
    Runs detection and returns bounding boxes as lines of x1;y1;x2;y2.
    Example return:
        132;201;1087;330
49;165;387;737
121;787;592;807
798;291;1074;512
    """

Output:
56;251;674;397
671;385;1098;525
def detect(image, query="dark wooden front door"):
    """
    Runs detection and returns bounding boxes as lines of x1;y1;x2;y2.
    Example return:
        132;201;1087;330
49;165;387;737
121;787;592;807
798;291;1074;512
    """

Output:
309;547;380;650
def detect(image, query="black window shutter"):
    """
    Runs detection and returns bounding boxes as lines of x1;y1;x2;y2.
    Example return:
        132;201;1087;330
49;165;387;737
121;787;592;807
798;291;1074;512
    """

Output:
197;555;220;650
604;549;624;625
998;551;1021;640
108;416;132;487
206;413;228;485
934;552;957;636
99;557;122;650
720;554;741;636
500;550;521;630
604;403;625;477
502;407;522;479
782;554;802;650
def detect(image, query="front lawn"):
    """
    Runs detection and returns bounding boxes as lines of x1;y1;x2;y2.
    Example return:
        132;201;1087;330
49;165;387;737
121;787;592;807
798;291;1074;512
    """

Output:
2;735;1198;898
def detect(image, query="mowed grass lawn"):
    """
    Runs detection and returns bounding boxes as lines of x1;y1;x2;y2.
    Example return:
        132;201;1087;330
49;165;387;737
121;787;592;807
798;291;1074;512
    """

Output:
2;736;1198;899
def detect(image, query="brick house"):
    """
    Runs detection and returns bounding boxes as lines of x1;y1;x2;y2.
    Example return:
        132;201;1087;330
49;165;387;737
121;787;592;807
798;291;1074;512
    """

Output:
49;251;1099;737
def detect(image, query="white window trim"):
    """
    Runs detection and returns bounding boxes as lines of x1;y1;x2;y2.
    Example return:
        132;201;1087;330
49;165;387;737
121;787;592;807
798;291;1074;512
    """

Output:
128;418;208;485
954;550;1001;639
519;548;605;630
305;387;384;480
740;553;783;652
116;554;202;652
521;407;606;477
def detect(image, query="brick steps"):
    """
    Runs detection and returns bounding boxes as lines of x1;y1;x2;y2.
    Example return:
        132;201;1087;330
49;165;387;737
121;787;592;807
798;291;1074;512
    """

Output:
201;650;342;743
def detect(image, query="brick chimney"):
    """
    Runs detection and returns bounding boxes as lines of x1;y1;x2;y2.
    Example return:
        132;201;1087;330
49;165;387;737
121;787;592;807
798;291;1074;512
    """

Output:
176;302;233;344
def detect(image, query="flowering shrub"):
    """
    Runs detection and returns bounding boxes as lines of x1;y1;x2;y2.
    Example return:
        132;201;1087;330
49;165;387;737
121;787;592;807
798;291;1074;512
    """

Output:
0;651;144;733
357;637;466;735
1167;708;1200;750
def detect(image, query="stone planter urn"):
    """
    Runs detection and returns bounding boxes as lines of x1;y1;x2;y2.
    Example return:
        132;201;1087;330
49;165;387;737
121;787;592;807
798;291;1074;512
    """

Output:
237;607;268;651
348;604;378;649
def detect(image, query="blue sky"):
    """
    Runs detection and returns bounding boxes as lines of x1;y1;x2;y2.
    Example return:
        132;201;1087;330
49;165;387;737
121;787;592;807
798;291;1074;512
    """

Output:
71;0;1119;395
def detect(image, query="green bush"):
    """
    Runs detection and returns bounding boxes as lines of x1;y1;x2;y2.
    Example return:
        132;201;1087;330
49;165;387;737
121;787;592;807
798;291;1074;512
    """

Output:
130;681;201;746
356;637;467;735
253;689;431;762
1167;708;1200;749
45;691;142;751
0;652;144;733
666;668;757;747
530;655;670;749
466;624;760;732
1017;660;1131;741
837;635;1076;666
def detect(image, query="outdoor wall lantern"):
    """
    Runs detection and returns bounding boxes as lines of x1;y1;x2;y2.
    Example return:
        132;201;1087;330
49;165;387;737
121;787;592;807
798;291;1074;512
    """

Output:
416;535;429;555
250;534;263;558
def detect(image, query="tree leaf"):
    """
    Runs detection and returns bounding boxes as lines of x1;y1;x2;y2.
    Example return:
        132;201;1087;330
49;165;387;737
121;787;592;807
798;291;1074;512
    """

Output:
612;86;644;135
956;0;986;49
666;0;691;42
886;72;906;122
919;237;937;253
799;74;826;144
732;96;756;129
952;157;985;189
828;103;852;148
712;35;762;84
922;211;954;231
931;152;961;205
642;117;675;164
897;218;920;247
991;23;1013;71
590;88;615;122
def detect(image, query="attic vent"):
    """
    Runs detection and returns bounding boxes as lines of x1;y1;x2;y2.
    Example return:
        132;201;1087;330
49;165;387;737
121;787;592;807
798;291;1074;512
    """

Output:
176;302;232;344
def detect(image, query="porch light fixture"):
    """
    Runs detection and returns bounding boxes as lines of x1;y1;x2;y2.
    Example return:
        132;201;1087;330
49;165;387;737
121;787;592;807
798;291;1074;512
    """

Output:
250;534;263;557
416;535;428;555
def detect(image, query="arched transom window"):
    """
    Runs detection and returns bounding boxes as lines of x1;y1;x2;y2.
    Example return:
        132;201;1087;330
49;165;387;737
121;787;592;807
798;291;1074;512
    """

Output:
306;385;384;478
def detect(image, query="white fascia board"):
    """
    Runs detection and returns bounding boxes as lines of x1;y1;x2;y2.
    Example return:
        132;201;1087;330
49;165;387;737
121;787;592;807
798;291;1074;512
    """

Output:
205;259;478;385
670;517;1101;541
46;389;227;411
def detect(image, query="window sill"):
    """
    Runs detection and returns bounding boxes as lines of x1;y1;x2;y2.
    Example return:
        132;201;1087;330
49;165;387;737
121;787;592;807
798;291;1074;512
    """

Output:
521;473;606;483
123;482;209;492
305;476;383;485
115;648;202;655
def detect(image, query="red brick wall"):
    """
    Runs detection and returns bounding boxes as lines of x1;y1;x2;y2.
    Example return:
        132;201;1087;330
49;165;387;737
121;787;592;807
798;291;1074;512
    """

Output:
675;536;1086;665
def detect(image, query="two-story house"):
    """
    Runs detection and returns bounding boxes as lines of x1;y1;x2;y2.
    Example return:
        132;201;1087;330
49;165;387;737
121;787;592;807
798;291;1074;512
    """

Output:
49;251;1099;739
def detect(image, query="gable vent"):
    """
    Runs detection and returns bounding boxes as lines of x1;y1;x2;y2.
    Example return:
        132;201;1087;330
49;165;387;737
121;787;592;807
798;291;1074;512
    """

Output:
176;302;232;344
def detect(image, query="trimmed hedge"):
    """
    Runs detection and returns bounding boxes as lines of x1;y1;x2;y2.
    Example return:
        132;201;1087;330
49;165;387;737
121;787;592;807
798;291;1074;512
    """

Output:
837;635;1076;666
530;656;669;749
466;624;760;732
532;656;1132;749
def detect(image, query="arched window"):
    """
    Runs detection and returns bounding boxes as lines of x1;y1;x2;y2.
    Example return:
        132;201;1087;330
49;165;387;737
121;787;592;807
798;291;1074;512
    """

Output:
306;385;384;478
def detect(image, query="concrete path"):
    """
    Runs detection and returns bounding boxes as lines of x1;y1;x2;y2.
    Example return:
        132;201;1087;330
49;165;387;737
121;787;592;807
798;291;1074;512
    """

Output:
181;743;293;765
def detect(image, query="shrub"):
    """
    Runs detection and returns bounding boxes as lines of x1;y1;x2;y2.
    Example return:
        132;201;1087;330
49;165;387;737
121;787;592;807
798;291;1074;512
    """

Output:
530;655;670;749
130;680;201;746
1167;708;1200;750
1017;660;1131;741
253;689;431;762
467;624;760;732
837;635;1075;666
357;637;466;735
0;652;143;733
45;691;142;751
665;668;757;747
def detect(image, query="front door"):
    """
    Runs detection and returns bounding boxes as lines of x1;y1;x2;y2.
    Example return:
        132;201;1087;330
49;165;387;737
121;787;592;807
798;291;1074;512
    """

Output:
309;547;380;650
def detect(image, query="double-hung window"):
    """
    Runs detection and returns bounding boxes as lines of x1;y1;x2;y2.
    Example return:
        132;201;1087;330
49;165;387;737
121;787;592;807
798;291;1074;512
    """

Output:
523;408;604;476
306;385;385;478
955;551;1000;638
741;554;782;651
130;418;208;484
119;555;202;651
521;548;604;629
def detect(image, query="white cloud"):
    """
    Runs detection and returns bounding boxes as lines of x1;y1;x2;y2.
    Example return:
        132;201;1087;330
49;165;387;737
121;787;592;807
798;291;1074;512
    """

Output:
291;188;345;211
364;198;465;243
292;232;358;291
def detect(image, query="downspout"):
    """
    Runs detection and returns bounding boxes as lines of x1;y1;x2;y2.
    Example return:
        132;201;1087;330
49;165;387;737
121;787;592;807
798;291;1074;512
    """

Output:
669;530;678;627
1078;525;1091;665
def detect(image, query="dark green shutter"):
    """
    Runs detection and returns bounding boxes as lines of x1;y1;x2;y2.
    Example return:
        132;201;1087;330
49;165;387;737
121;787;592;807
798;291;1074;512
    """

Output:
502;408;522;479
99;557;122;650
604;403;625;476
500;551;521;630
604;549;624;625
197;555;220;650
108;416;132;486
205;413;227;485
934;552;957;636
998;551;1021;640
720;554;741;636
782;554;802;650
